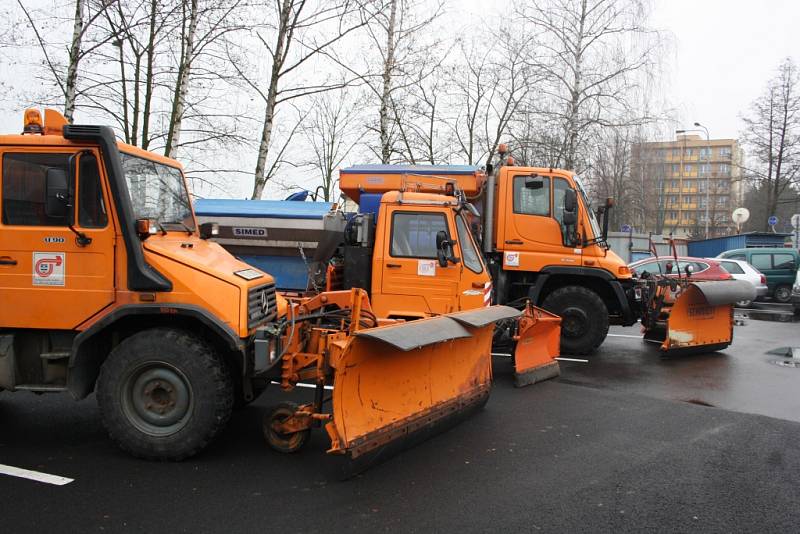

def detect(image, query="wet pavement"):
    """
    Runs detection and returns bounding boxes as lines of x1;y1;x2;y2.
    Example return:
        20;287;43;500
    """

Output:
559;319;800;423
2;319;800;532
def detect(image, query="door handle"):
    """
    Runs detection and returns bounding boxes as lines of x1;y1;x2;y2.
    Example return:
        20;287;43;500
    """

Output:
386;263;402;268
505;240;523;245
0;257;17;266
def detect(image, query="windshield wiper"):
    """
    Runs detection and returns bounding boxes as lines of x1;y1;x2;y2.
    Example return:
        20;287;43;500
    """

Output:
167;220;195;236
153;218;168;235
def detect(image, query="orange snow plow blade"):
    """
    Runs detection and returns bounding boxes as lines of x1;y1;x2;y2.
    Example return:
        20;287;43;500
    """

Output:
643;280;755;353
324;306;520;469
512;304;561;387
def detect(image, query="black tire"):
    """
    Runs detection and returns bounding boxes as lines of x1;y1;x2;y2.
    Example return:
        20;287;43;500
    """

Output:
263;401;310;453
96;328;234;461
773;285;792;303
542;285;609;355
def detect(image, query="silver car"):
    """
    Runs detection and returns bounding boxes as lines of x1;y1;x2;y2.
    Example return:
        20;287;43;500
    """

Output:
711;258;769;307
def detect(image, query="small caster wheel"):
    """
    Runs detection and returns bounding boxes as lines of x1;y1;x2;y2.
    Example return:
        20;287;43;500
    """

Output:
263;401;310;453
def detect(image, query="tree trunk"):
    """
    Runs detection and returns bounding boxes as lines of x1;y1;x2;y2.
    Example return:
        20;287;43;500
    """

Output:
141;0;158;150
379;0;398;164
64;0;84;123
564;0;587;171
165;0;199;159
251;0;292;200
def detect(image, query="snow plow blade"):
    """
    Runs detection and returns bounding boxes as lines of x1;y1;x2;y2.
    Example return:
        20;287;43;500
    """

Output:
324;305;519;473
644;280;755;353
512;304;561;387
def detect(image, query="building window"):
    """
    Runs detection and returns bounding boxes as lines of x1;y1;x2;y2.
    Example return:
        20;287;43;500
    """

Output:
685;164;693;174
717;196;728;207
719;147;732;158
699;164;711;176
699;197;707;208
699;147;712;158
672;164;679;174
672;148;680;158
683;180;694;191
718;163;729;175
658;149;666;158
686;148;694;157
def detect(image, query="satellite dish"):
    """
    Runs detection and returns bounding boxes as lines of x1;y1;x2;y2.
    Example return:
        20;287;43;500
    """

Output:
732;207;750;224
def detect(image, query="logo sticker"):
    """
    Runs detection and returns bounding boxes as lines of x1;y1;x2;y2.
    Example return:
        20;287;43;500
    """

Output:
417;259;436;277
33;252;65;286
233;227;267;238
504;251;520;267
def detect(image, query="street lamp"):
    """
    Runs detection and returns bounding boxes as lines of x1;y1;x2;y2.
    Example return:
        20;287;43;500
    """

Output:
676;124;712;238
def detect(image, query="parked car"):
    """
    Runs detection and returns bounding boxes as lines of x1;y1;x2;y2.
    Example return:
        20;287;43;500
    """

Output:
629;256;732;281
711;257;769;307
716;248;800;303
792;269;800;313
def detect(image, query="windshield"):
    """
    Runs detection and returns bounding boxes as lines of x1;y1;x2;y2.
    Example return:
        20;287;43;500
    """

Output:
120;152;195;230
573;176;602;243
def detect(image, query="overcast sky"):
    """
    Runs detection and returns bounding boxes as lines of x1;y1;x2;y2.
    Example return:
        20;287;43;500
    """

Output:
2;0;798;152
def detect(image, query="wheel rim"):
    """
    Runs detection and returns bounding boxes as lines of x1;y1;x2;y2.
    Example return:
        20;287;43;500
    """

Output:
559;306;589;339
775;287;790;302
121;362;193;437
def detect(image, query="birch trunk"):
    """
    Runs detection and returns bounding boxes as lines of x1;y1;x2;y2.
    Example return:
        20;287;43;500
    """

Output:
165;0;199;159
251;0;292;200
379;0;397;164
64;0;84;122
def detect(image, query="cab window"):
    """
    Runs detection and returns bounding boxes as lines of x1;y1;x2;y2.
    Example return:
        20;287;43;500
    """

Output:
1;153;70;226
391;212;449;259
78;153;108;228
456;215;483;273
513;175;549;216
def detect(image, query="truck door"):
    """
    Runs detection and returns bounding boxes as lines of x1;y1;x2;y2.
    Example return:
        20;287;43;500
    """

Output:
0;149;116;330
501;174;579;269
376;209;460;316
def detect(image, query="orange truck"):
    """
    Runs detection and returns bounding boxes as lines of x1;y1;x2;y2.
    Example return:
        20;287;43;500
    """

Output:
339;155;637;354
0;108;525;468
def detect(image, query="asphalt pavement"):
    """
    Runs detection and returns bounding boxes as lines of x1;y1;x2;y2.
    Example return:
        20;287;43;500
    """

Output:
2;319;800;533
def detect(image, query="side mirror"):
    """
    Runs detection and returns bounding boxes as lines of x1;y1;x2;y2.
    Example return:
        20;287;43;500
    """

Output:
684;264;694;277
435;230;459;267
564;188;577;213
45;168;68;218
665;262;673;274
199;222;219;240
562;211;577;226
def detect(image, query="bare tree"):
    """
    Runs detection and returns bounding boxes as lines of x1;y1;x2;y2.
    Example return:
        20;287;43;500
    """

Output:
740;58;800;231
16;0;116;121
517;0;660;171
300;90;361;201
235;0;371;200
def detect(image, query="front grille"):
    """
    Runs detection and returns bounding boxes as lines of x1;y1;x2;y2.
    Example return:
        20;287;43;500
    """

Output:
248;282;277;329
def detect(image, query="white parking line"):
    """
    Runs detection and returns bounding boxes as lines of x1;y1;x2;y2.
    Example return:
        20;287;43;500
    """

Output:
0;464;74;486
607;334;644;339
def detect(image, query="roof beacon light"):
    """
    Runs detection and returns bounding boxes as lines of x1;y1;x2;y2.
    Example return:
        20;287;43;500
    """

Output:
23;108;43;134
497;143;508;155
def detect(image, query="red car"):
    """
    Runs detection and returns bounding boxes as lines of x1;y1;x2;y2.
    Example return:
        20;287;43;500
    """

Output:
629;256;733;281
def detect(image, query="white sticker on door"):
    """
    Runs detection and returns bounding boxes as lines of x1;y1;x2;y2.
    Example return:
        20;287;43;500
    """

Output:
504;251;520;267
417;259;436;277
33;252;65;286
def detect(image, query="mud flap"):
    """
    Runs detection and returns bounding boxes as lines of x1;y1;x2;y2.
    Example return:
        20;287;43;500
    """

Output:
324;306;519;474
653;280;755;353
511;305;561;387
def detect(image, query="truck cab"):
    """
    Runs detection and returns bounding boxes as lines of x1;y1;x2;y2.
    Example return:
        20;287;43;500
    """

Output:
0;109;281;460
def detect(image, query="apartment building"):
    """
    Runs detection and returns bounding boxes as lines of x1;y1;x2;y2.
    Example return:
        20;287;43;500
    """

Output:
632;135;744;238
